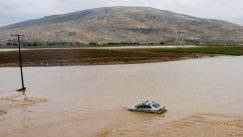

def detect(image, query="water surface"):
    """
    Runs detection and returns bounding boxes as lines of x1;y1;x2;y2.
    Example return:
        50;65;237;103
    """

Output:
0;45;199;51
1;56;243;136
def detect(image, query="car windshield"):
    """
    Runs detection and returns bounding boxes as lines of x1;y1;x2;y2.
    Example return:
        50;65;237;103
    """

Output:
152;103;161;108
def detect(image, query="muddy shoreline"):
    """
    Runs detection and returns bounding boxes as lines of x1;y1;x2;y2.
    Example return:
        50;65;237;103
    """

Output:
0;49;213;67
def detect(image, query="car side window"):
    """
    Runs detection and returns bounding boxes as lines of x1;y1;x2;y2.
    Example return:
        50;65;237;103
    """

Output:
137;105;144;108
144;105;151;108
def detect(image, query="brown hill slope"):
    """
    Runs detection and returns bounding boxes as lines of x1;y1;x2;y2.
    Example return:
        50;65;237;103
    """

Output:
0;6;243;44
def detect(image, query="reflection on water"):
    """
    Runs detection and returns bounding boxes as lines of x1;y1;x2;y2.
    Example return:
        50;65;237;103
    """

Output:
0;45;199;51
0;49;29;51
1;56;243;136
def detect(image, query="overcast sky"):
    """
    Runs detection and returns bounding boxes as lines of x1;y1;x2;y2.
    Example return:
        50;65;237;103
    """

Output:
0;0;243;26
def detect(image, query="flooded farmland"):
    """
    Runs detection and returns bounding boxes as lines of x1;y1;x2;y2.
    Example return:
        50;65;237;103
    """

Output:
1;56;243;137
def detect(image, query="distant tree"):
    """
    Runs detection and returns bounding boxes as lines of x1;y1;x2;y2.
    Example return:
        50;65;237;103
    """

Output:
160;42;165;45
23;43;27;46
89;42;97;45
108;42;118;45
33;43;38;46
7;42;12;46
47;42;52;45
27;43;32;46
13;43;18;46
76;42;83;46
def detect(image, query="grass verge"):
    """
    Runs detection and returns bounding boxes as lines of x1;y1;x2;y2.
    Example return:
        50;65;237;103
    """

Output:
143;46;243;56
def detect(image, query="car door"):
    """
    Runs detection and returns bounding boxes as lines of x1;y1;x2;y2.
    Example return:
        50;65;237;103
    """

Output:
144;105;152;112
136;105;145;112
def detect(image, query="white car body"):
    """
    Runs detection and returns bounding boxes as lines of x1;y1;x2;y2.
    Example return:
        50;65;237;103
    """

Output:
127;101;166;114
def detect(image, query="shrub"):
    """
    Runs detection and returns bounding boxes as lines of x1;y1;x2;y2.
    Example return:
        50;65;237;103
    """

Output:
108;42;119;45
47;43;53;45
120;42;139;45
89;42;97;45
33;43;38;46
22;43;27;46
160;42;165;45
7;42;12;46
76;42;83;46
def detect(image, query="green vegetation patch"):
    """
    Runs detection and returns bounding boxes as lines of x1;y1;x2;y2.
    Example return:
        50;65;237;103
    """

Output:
209;40;236;44
146;47;243;56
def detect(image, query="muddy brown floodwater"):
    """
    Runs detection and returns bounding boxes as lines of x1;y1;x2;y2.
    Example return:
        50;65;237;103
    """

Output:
1;56;243;137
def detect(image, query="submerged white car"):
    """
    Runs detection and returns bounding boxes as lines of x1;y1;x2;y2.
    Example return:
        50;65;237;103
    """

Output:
127;101;166;114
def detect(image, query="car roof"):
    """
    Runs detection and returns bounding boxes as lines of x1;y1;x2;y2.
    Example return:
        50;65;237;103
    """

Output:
141;101;157;106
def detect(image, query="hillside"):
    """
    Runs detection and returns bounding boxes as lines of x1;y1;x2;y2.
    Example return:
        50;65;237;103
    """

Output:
0;6;243;44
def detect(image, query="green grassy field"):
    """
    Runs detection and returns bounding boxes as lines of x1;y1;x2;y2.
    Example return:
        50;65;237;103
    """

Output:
143;46;243;56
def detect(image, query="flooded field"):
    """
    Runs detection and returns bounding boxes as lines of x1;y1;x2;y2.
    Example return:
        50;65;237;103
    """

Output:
1;56;243;137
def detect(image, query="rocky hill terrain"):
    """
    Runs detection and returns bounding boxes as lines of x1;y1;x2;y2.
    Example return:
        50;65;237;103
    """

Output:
0;6;243;44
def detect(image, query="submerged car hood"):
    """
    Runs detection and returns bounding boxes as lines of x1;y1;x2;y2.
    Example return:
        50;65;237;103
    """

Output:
127;105;137;109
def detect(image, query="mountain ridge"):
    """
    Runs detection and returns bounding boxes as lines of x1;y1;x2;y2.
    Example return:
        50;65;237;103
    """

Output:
0;6;243;44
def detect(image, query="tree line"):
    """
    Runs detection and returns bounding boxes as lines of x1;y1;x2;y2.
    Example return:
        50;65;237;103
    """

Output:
3;41;168;47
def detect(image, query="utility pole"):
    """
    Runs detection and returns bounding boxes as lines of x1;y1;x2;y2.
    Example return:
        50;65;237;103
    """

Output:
11;34;26;91
177;23;180;45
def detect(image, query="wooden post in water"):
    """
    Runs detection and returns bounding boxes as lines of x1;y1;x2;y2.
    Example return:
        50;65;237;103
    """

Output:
11;34;26;91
